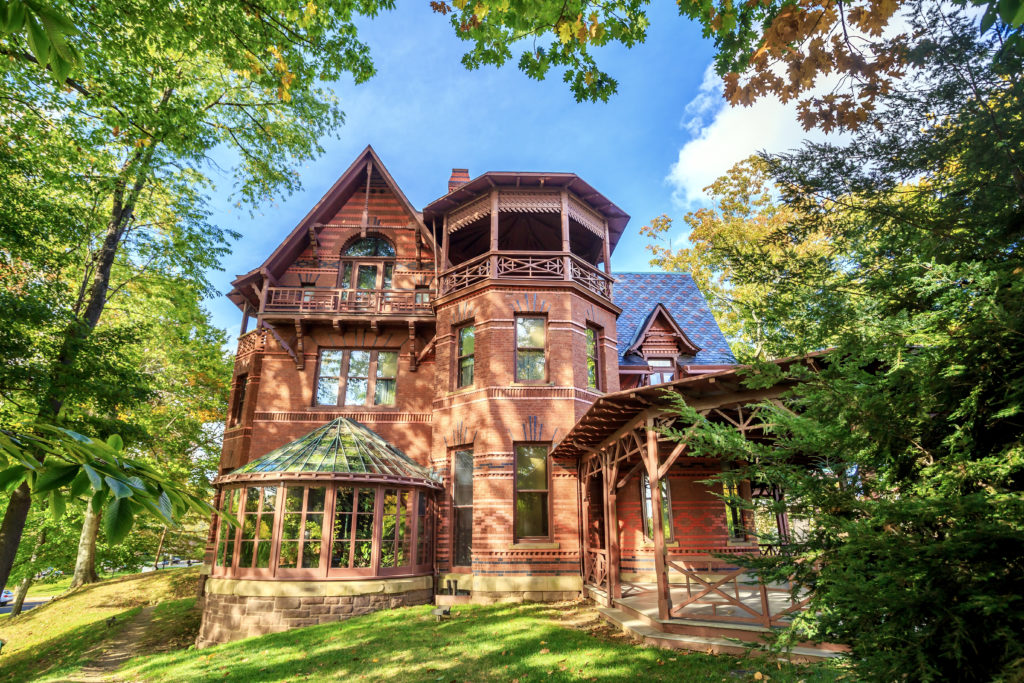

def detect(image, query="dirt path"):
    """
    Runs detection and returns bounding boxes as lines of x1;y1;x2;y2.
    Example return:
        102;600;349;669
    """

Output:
63;605;156;682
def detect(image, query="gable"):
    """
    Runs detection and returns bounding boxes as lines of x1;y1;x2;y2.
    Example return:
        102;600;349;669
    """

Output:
612;273;735;367
626;303;701;359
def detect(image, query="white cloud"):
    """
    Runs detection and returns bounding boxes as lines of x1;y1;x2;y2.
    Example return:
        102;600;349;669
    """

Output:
668;65;836;207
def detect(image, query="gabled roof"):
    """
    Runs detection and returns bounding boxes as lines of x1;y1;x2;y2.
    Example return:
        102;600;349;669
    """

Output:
227;146;433;310
624;302;701;357
612;272;735;366
218;418;441;488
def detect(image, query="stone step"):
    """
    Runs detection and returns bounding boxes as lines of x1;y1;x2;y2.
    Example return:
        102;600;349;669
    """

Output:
596;606;844;663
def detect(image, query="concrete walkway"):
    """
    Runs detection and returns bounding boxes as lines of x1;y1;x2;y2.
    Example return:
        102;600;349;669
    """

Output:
63;605;155;683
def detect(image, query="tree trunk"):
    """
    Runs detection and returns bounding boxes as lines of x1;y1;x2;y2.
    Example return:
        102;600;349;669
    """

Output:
70;506;101;588
0;482;32;594
153;525;168;570
10;527;47;617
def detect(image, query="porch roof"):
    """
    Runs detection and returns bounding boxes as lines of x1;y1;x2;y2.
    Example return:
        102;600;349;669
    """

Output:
551;353;827;459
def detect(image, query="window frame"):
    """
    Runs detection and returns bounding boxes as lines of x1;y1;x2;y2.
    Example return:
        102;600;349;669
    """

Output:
647;356;677;385
313;349;399;408
455;323;476;389
451;447;474;568
585;324;602;391
640;471;675;543
275;484;329;577
512;442;552;541
514;314;548;384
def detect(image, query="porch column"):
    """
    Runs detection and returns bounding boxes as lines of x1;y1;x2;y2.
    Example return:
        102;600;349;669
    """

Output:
441;214;450;271
240;305;250;336
490;189;499;252
603;448;622;603
560;189;572;281
645;419;672;620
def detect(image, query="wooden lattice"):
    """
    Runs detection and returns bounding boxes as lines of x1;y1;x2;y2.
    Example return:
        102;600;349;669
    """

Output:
498;190;560;213
496;254;564;279
567;195;606;238
448;194;491;233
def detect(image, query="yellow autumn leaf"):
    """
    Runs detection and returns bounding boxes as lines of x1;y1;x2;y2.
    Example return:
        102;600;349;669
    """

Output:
557;21;573;44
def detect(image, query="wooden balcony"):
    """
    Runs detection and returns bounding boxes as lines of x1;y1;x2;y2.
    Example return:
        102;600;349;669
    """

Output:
260;287;434;318
439;251;614;300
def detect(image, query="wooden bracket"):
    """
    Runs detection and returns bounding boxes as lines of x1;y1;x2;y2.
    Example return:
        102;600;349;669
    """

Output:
333;319;344;337
416;334;437;364
408;322;418;372
294;320;305;370
262;321;301;369
308;223;321;260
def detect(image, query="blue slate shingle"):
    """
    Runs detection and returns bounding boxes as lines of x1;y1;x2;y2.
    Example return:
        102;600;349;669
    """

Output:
611;272;736;366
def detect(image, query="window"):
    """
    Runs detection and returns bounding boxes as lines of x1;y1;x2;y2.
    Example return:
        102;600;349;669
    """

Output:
641;472;673;541
238;486;277;570
231;374;248;425
453;449;473;566
315;349;398;407
215;488;240;569
278;486;326;570
515;316;546;382
414;286;431;305
331;486;377;569
415;492;432;566
514;444;549;538
586;326;600;390
649;358;676;384
380;489;411;569
456;325;475;388
345;236;395;257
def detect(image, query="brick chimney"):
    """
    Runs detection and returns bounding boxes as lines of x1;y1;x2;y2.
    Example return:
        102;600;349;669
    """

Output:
448;168;470;193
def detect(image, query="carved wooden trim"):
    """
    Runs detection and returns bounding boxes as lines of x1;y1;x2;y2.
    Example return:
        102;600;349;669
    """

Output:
448;194;490;233
498;189;560;214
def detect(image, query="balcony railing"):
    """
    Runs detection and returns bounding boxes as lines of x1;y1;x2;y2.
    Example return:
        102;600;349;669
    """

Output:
439;251;614;299
262;288;434;316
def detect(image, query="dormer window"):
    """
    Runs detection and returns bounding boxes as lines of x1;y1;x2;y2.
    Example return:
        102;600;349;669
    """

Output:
337;236;396;298
649;358;676;385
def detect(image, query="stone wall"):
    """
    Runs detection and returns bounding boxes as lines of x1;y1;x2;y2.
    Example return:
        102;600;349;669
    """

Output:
197;581;433;647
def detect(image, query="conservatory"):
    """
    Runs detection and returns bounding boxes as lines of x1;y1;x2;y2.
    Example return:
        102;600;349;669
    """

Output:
196;418;441;646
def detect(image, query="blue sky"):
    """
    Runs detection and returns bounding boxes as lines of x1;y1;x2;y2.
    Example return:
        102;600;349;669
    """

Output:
203;3;818;335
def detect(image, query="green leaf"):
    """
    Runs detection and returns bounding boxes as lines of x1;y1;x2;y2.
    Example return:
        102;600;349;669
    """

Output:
25;13;49;65
3;0;27;33
980;5;998;32
90;487;108;514
102;496;135;544
69;468;91;497
0;465;27;492
106;434;124;452
81;463;103;490
104;475;131;499
998;0;1024;25
33;462;79;493
48;489;66;521
50;53;71;83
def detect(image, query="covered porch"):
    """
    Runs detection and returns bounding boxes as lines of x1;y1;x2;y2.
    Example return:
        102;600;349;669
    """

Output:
552;362;841;660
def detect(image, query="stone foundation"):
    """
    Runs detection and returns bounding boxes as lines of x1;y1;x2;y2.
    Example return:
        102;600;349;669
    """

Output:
196;576;434;647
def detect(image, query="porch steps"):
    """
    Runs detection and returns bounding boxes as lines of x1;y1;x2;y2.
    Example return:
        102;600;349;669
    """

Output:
596;606;844;663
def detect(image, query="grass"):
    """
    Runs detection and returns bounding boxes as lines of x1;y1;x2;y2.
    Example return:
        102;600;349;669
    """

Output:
120;600;850;683
0;567;199;682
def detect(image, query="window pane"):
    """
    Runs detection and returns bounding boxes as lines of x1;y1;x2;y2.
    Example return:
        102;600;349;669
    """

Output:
356;265;377;289
333;511;352;543
331;541;350;569
316;377;340;406
357;488;377;514
516;350;545;381
374;379;396;406
515;445;548;490
377;352;398;378
262;487;278;512
304;513;323;540
255;541;271;568
587;328;599;389
349;350;370;377
245;487;260;513
383;263;394;289
340;263;352;289
459;357;474;387
283;514;301;540
308;487;326;512
458;326;475;356
336;486;354;513
319;349;344;377
345;378;367;405
285;488;303;513
256;514;274;540
516;317;545;348
239;540;255;567
302;542;322;569
279;542;298;569
454;507;473;567
454;450;473;505
515;492;548;537
345;237;395;257
353;541;373;568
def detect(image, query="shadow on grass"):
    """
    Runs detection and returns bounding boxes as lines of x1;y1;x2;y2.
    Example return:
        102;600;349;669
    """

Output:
0;605;142;682
121;602;846;683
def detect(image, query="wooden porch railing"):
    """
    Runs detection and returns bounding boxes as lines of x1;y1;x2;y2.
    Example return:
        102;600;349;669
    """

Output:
236;328;267;357
262;287;434;316
439;251;613;299
584;548;609;589
666;560;811;627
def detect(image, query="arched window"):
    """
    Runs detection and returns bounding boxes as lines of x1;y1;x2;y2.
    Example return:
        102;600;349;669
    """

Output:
344;237;395;257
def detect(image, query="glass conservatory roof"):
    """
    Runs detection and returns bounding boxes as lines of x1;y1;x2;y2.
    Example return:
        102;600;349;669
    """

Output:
226;418;439;485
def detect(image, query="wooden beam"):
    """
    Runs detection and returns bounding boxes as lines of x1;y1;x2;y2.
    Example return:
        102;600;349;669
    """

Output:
602;217;612;276
604;449;622;602
361;160;372;237
560;189;571;281
408;321;418;372
615;459;644;490
646;419;672;621
441;214;450;270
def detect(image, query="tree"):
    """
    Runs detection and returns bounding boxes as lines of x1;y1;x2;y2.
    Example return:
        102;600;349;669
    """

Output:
660;6;1024;679
0;0;393;588
640;156;834;361
431;0;1024;130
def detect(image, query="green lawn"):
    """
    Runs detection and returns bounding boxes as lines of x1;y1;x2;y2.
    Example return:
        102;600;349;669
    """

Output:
0;568;199;681
120;600;850;683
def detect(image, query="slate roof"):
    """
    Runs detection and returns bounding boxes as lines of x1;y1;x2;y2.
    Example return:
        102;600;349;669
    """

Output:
612;272;736;366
